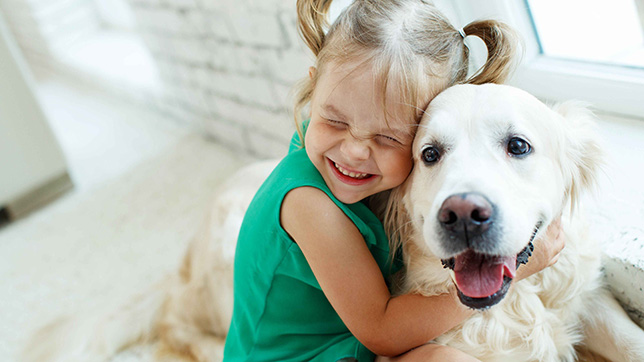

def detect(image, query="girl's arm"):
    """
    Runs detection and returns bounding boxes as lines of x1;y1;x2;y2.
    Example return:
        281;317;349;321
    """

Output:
282;187;467;356
281;187;563;357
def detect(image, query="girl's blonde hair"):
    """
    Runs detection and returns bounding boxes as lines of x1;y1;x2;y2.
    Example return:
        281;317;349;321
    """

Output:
293;0;519;140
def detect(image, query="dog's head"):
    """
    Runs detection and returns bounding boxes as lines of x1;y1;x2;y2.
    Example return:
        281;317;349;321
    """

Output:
387;84;602;309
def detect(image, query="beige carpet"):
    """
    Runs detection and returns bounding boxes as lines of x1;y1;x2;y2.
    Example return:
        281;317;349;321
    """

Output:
0;134;250;361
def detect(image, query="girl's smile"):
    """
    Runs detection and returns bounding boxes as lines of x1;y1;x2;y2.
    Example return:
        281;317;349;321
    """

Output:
327;158;376;185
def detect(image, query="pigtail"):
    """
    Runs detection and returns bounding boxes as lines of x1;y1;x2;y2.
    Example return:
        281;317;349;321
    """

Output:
462;20;521;85
296;0;334;56
291;0;335;147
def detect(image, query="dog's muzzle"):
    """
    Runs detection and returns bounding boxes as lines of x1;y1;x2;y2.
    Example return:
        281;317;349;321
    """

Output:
437;192;538;309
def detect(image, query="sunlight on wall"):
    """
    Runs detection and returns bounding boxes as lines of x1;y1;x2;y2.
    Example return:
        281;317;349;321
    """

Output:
60;31;160;90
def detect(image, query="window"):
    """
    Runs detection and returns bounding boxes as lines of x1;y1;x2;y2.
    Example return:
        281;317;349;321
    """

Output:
449;0;644;119
527;0;644;69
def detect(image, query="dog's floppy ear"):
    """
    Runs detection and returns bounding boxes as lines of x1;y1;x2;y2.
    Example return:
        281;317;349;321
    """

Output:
552;101;604;209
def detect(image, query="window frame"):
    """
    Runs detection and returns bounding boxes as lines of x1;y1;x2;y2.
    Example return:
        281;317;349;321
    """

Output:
449;0;644;120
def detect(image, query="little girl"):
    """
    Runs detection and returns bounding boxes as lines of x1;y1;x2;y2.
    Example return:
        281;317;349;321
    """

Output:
224;1;564;361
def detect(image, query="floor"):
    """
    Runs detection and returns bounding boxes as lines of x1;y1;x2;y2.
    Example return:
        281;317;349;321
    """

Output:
36;76;187;191
0;75;249;361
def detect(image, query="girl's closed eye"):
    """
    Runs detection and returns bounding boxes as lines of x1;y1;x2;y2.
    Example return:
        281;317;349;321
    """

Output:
376;133;410;149
377;134;400;145
325;118;349;129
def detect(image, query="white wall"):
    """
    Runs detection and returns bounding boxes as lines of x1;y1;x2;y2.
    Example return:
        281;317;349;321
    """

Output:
0;12;68;207
122;0;311;158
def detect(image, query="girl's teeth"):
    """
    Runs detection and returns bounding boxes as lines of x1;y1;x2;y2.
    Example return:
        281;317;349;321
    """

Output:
334;163;368;179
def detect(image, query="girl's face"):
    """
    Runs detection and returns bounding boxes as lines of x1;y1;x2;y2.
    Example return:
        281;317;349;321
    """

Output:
305;62;418;204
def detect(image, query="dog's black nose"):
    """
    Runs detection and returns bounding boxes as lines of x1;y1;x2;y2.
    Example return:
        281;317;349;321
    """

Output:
438;193;494;239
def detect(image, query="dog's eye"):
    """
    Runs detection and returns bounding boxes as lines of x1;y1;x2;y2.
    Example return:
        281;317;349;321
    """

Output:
507;137;532;156
421;145;440;164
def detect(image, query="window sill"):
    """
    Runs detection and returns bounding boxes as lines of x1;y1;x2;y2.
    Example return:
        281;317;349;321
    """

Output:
591;113;644;327
512;57;644;120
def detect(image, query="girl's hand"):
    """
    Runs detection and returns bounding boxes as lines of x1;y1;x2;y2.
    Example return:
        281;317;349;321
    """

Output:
515;217;565;281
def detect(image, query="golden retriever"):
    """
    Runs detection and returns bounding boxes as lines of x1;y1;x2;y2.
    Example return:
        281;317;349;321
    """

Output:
23;84;644;362
384;84;644;361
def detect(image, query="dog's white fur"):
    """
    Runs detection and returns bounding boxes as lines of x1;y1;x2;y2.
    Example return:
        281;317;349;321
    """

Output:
23;84;644;362
385;84;644;361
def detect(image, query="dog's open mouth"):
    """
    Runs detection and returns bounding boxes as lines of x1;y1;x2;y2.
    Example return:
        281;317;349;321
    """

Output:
442;241;536;310
455;249;516;297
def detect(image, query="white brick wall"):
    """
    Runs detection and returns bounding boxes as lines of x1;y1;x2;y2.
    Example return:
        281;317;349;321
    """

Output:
126;0;309;158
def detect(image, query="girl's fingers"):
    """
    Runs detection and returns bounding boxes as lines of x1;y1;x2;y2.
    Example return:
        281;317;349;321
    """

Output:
544;216;565;265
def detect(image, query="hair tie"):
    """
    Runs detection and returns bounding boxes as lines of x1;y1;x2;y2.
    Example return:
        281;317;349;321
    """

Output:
458;28;466;39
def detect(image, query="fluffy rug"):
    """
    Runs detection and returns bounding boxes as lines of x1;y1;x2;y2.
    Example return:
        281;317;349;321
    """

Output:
0;134;249;361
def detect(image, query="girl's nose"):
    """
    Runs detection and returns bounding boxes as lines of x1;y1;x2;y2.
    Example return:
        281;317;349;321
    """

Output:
341;136;370;160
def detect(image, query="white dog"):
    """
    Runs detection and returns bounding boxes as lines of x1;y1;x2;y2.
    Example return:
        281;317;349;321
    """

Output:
385;84;644;361
23;84;644;362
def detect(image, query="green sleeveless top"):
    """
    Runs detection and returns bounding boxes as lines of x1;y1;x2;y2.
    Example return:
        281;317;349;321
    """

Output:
223;137;401;361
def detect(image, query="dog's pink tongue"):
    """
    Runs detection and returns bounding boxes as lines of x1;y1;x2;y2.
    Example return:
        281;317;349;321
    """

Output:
453;250;516;298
